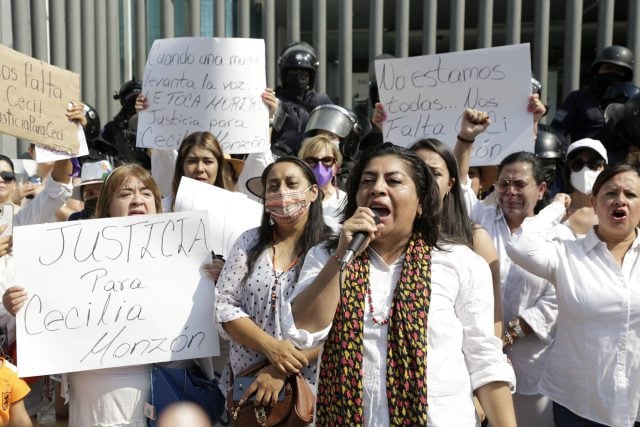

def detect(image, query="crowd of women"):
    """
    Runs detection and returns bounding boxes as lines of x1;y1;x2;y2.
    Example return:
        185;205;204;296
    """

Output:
0;56;638;427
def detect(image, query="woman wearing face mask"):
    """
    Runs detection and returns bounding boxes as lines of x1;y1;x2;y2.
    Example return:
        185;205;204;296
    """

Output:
298;134;346;230
556;138;608;238
215;156;332;406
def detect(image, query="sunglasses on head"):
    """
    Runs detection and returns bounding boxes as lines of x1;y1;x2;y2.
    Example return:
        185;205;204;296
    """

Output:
567;157;605;172
304;156;336;168
0;171;15;182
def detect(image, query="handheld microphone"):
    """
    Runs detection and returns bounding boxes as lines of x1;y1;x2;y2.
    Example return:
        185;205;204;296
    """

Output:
339;212;380;270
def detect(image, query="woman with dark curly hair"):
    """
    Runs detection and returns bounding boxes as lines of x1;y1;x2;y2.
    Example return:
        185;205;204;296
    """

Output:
284;144;516;426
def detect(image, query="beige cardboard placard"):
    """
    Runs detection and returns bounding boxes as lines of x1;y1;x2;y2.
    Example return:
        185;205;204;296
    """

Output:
0;43;80;154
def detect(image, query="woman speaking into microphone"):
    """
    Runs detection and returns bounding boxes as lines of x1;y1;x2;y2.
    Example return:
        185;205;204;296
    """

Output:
282;143;516;426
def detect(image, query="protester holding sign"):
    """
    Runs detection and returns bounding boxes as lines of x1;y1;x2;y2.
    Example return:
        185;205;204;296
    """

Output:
66;164;161;427
215;156;331;405
456;108;557;426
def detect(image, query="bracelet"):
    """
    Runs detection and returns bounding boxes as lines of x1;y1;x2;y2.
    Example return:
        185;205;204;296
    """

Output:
457;134;475;144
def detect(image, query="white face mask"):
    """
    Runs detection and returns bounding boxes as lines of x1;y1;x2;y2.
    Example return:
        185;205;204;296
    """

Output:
570;167;601;195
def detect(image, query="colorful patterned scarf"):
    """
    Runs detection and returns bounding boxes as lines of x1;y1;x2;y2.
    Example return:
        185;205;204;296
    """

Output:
316;233;432;426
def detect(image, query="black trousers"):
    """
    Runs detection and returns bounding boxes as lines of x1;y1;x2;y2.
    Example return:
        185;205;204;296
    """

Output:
553;402;640;427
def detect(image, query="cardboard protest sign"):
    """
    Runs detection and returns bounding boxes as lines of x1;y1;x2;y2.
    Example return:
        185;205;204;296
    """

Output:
174;177;262;257
0;43;80;154
375;44;533;166
14;211;219;376
34;124;88;162
137;37;269;154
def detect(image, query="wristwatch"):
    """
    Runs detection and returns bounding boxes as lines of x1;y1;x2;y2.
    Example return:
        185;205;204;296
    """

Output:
508;318;526;339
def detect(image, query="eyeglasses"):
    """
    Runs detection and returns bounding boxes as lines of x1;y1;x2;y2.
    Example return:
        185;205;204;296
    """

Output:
304;156;336;168
497;179;531;192
0;171;15;182
567;157;605;172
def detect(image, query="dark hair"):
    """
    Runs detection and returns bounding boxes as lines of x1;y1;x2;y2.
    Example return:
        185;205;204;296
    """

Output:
0;155;15;172
592;162;640;196
340;143;440;247
499;151;549;213
409;139;473;246
171;131;233;210
244;156;332;280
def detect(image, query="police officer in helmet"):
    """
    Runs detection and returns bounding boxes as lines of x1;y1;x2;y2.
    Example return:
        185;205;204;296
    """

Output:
102;79;151;169
551;45;634;144
535;127;568;196
271;41;333;155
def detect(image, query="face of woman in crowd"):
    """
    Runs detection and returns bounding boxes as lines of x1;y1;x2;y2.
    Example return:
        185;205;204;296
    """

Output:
415;149;453;202
0;161;15;203
567;149;606;195
303;145;338;189
356;155;421;243
591;171;640;241
183;146;219;185
497;161;545;225
264;162;318;226
108;177;158;217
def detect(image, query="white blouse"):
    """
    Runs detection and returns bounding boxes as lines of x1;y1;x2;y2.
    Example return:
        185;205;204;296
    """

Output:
282;243;515;427
507;201;640;427
463;182;557;394
214;228;317;392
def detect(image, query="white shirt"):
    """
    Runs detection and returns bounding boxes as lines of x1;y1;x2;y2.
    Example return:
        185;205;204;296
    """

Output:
282;243;515;427
321;188;346;232
14;176;73;227
463;181;557;394
507;201;640;427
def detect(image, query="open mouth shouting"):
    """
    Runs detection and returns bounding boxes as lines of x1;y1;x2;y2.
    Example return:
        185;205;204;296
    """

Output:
610;207;628;223
369;201;391;222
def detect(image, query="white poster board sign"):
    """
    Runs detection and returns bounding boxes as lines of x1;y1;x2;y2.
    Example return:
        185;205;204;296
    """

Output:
137;37;269;154
375;44;533;166
174;177;263;257
14;211;219;377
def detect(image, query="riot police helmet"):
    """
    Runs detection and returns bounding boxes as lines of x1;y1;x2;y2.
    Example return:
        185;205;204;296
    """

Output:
590;45;635;81
278;42;319;89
